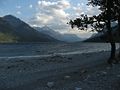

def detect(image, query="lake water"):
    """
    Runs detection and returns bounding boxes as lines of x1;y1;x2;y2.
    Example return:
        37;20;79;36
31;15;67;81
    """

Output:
0;42;119;57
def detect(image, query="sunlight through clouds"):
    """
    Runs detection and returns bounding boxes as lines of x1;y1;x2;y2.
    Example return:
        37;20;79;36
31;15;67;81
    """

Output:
16;11;21;15
29;4;33;8
29;0;100;27
0;0;100;37
29;0;71;31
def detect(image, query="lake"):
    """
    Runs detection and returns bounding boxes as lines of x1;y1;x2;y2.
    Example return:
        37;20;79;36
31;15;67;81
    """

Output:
0;42;119;57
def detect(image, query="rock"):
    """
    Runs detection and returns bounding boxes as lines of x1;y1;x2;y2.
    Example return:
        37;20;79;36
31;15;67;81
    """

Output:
84;75;90;81
117;75;120;77
106;67;111;70
68;57;72;60
47;82;54;88
36;50;41;52
81;69;87;74
73;71;79;74
101;71;107;75
75;87;82;90
64;75;71;79
7;66;10;69
51;54;63;59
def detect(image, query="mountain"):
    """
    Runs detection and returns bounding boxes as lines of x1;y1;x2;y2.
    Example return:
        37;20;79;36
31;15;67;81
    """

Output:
84;24;119;42
34;26;82;42
0;17;18;42
1;15;58;42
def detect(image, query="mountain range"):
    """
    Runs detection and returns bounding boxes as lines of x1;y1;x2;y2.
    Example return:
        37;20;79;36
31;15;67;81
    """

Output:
5;15;59;42
0;14;119;43
34;26;82;42
0;15;82;43
84;24;119;42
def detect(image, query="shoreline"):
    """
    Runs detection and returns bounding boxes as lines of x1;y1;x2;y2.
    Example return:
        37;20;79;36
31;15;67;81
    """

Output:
0;50;112;90
0;50;109;60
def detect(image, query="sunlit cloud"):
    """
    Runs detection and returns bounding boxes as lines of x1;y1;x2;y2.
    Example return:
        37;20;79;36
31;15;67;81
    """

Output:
16;6;21;9
29;0;71;31
16;11;21;15
29;4;33;8
0;0;100;37
72;4;101;17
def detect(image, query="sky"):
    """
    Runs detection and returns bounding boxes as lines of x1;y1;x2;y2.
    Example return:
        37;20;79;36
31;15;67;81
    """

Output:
0;0;100;38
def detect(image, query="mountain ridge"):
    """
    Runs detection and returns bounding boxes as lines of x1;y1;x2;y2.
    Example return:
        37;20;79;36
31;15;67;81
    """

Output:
34;26;82;42
84;25;119;42
0;15;59;42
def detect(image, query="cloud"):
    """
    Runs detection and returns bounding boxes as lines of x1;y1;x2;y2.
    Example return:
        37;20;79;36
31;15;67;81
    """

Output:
29;0;70;31
30;13;53;25
16;5;21;9
29;4;33;8
16;11;21;15
72;4;101;17
86;6;101;16
28;0;100;36
73;7;84;15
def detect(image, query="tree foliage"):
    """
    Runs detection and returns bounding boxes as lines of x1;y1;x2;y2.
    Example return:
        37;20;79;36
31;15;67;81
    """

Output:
68;0;120;64
88;0;120;21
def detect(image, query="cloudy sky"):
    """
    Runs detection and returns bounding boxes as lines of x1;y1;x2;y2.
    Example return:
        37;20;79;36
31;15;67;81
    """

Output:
0;0;100;38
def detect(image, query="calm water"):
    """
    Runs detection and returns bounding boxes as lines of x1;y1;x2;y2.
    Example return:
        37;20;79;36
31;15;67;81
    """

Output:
0;42;119;57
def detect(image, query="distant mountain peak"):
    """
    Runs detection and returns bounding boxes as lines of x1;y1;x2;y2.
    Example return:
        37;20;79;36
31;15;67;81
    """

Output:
4;15;16;18
0;15;58;42
34;26;83;42
3;15;20;21
42;26;52;30
3;15;24;27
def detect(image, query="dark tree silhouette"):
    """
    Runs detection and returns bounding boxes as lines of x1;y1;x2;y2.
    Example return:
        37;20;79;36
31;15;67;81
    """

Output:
68;0;120;64
88;0;120;62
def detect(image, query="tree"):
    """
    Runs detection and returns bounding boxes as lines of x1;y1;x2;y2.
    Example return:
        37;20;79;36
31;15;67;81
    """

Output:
114;0;120;58
88;0;120;61
68;0;119;64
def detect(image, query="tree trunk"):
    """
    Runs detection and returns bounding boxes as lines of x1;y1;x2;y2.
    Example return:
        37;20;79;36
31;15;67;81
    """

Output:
118;17;120;58
110;43;116;59
106;0;116;64
107;31;116;64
